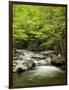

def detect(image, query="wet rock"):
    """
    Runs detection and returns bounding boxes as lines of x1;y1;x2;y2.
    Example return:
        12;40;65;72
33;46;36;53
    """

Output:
16;68;26;73
40;50;56;56
13;60;35;73
31;54;46;59
51;55;65;69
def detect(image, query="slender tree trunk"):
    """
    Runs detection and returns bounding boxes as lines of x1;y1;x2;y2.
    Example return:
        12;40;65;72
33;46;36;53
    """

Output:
59;34;64;57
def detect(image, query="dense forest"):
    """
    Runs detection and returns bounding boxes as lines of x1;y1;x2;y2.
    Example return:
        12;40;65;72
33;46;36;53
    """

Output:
13;4;66;58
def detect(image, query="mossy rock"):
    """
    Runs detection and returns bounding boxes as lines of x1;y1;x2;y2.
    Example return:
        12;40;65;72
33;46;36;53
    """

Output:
51;56;65;68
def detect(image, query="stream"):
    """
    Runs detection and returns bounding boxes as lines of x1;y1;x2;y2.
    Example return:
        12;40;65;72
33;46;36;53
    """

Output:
13;49;66;88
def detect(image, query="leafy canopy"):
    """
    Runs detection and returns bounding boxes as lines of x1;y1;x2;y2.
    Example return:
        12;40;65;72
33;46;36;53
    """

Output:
13;4;66;54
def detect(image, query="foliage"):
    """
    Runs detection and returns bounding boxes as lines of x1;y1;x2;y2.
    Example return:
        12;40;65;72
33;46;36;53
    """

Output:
13;4;66;56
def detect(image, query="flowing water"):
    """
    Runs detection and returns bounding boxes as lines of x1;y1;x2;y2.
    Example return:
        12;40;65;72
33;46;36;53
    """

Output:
13;49;66;88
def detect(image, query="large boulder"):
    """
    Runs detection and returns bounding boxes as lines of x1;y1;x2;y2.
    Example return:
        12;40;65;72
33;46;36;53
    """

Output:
51;55;65;69
13;60;35;73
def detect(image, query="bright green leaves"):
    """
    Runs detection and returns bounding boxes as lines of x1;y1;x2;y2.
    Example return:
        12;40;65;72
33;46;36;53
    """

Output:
13;4;66;53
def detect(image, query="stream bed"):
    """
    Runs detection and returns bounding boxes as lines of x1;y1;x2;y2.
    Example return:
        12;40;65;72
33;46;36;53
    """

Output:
13;49;66;88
